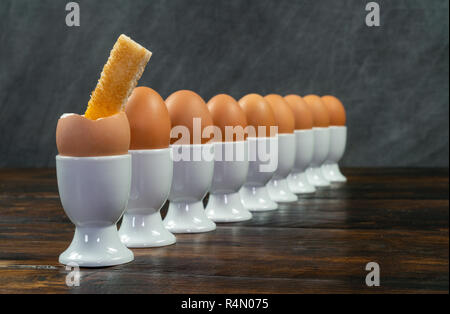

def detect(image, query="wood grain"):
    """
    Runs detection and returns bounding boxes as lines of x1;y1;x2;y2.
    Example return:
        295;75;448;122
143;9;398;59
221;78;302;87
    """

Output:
0;168;448;294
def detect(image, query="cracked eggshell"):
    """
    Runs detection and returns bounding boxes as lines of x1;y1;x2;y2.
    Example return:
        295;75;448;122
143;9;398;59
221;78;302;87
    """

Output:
56;112;130;157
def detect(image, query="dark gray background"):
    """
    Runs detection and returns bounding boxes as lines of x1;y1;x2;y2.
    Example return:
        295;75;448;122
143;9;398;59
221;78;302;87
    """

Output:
0;0;448;167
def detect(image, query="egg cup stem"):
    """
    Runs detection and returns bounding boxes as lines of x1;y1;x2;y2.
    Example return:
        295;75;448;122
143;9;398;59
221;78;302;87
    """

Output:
240;185;278;212
164;200;216;233
119;212;175;247
60;225;134;267
206;192;252;222
322;164;347;182
267;178;298;202
288;170;316;194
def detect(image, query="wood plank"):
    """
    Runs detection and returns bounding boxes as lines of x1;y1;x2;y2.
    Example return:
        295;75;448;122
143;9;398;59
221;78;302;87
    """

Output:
0;168;448;293
0;224;447;293
1;268;448;294
1;197;448;230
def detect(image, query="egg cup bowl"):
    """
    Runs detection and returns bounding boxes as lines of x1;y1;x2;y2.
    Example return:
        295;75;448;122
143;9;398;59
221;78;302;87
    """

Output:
163;144;216;233
118;148;174;248
321;126;347;182
306;127;331;187
56;154;133;268
266;133;297;202
287;129;316;194
205;141;251;222
239;136;278;212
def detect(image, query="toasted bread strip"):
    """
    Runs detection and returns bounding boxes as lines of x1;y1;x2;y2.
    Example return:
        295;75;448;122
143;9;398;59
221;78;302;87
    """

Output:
84;34;152;120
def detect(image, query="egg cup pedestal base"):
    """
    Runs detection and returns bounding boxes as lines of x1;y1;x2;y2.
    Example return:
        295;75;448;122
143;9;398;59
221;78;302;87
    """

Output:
267;178;298;202
206;192;252;222
240;137;278;212
56;154;133;268
118;148;174;248
307;127;331;187
59;225;134;268
119;212;176;248
287;171;316;194
164;201;216;233
240;185;278;212
306;167;330;187
322;163;347;182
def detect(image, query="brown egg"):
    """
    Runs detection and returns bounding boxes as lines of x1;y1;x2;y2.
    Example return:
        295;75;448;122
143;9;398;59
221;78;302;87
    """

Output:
284;95;314;130
165;90;213;145
264;94;295;134
321;95;346;126
56;112;130;157
207;94;248;142
238;94;276;137
302;95;330;127
125;86;171;149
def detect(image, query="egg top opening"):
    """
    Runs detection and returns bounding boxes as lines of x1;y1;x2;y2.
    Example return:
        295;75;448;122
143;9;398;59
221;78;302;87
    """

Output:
56;112;130;157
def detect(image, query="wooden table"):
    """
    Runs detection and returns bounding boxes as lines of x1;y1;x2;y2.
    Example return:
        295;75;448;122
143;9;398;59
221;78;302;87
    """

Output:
0;168;448;294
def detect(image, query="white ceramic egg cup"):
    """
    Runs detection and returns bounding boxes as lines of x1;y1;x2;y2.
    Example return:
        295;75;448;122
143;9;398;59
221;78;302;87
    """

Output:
205;141;251;222
306;127;331;187
266;133;297;202
56;155;133;268
321;126;347;182
287;129;316;194
163;144;216;233
239;136;278;211
118;148;175;248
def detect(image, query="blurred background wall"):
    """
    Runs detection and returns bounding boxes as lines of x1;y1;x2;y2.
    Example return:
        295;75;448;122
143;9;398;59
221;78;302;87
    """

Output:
0;0;448;167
